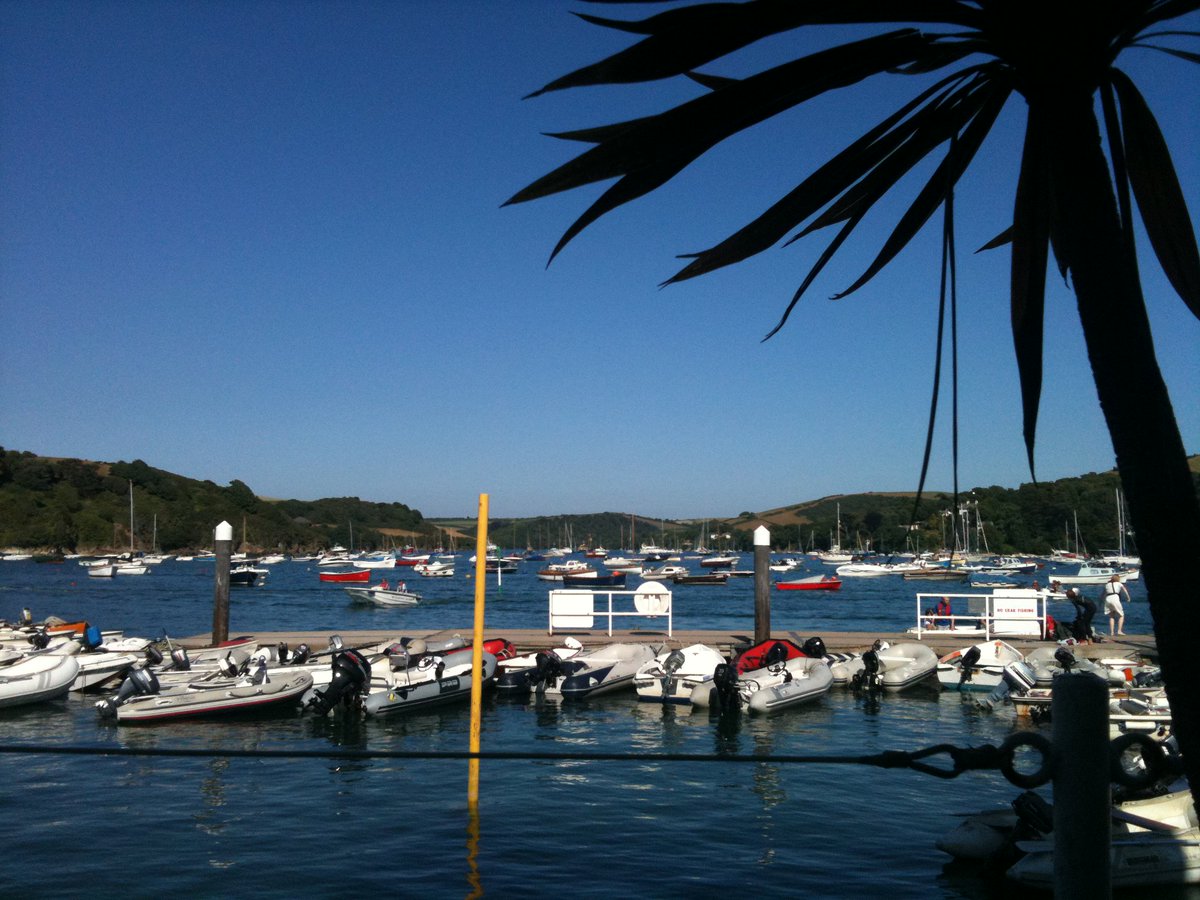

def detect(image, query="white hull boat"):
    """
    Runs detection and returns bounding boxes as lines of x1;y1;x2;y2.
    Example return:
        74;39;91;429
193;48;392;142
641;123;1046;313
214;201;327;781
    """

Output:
363;646;496;716
99;668;314;722
1050;565;1139;585
691;640;833;713
0;654;79;707
873;641;939;689
936;640;1025;692
343;585;421;607
633;643;727;704
541;642;659;699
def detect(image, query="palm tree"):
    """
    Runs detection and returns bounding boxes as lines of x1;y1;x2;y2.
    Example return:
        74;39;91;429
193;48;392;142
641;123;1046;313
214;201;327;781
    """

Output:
509;1;1200;798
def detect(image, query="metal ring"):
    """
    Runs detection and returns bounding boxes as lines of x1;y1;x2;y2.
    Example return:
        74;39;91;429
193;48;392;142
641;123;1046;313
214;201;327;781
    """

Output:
1110;733;1167;789
1000;732;1053;789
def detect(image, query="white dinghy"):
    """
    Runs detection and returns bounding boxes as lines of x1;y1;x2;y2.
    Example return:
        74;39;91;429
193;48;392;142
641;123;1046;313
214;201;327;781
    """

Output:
633;643;727;704
0;653;79;708
937;640;1025;692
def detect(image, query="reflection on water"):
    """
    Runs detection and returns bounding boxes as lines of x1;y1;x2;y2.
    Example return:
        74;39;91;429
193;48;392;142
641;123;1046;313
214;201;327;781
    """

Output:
0;560;1168;897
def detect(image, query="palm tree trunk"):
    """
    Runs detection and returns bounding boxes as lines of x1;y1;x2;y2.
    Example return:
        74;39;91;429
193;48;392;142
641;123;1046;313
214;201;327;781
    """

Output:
1045;96;1200;806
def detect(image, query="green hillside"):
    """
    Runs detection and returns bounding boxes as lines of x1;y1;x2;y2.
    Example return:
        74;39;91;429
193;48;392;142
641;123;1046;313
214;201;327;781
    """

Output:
1;446;1196;556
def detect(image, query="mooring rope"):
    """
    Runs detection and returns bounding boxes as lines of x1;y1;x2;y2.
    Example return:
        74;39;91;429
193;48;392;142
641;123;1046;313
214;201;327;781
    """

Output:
0;732;1056;788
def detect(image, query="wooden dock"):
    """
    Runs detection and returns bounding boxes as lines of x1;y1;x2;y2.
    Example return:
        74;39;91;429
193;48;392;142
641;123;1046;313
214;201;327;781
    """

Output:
181;627;1157;663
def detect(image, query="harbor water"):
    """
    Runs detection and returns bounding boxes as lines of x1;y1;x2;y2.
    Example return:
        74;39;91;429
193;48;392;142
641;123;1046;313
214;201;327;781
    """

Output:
0;557;1171;898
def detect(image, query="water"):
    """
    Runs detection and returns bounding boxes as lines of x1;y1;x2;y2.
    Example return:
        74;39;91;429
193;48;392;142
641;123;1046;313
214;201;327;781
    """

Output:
0;558;1162;898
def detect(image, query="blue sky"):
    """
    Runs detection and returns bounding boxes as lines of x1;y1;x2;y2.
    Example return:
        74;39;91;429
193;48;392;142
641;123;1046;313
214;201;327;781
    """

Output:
3;2;1197;520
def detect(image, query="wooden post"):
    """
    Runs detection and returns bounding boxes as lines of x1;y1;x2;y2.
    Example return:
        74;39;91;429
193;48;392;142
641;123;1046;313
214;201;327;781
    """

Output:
754;525;770;642
211;520;232;646
1052;673;1111;899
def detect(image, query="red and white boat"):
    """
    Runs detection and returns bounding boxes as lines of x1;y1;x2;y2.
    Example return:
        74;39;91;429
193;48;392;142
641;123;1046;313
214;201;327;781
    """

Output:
396;554;431;567
776;574;842;591
319;569;371;583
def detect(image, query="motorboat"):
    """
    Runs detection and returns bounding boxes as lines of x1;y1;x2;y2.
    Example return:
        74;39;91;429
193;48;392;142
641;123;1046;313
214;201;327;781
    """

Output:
633;644;727;704
1023;645;1124;687
902;566;970;582
820;639;937;691
355;554;397;569
1048;565;1140;585
537;642;659;699
343;583;421;607
776;574;842;591
361;642;497;717
639;565;688;581
87;565;117;578
97;665;314;722
871;641;939;689
318;569;371;583
672;572;728;585
495;637;585;691
536;560;592;581
938;776;1200;889
230;564;261;586
562;570;627;588
414;561;455;577
977;556;1038;575
691;638;832;713
936;640;1025;692
0;653;80;708
768;557;802;572
699;553;740;569
835;563;898;578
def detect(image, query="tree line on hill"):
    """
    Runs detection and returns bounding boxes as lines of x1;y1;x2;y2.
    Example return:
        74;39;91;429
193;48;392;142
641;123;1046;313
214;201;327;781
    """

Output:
2;448;1196;557
0;449;435;553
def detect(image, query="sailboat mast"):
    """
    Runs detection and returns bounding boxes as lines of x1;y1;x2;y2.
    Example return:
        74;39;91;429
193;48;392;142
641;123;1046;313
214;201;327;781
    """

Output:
128;480;135;553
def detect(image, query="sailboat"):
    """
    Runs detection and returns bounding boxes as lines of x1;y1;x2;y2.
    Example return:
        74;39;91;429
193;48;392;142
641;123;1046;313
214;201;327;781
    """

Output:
114;482;148;575
1099;489;1142;566
816;503;853;564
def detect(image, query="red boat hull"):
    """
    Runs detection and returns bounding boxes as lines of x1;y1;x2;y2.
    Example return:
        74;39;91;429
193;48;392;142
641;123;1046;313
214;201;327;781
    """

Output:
319;570;371;583
776;576;842;591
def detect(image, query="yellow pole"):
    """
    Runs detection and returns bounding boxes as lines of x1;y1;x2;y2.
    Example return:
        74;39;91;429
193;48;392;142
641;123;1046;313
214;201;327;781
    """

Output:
468;493;489;806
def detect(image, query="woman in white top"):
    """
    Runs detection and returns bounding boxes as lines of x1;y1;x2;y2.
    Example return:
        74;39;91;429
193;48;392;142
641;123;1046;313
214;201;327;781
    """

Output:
1103;574;1130;636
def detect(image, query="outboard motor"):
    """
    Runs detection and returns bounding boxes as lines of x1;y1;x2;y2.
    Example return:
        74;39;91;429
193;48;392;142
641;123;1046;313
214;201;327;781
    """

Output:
1053;647;1077;674
528;650;564;693
958;645;982;685
658;649;686;702
20;608;33;627
144;645;165;667
708;662;741;715
169;647;191;671
218;649;251;679
328;635;345;654
96;667;161;718
853;649;883;694
29;630;50;650
291;643;311;666
801;636;827;659
82;625;103;651
307;648;372;716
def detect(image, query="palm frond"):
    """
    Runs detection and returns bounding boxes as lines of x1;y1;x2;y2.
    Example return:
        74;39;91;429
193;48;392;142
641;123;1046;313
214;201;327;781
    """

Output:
664;67;985;284
1010;109;1053;477
761;214;862;340
831;85;1010;299
796;73;993;237
1110;68;1200;317
528;0;982;96
977;226;1012;251
509;29;940;261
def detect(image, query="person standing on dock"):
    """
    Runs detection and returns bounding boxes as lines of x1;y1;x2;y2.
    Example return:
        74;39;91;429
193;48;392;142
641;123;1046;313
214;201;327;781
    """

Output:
1066;588;1097;644
1103;574;1130;636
